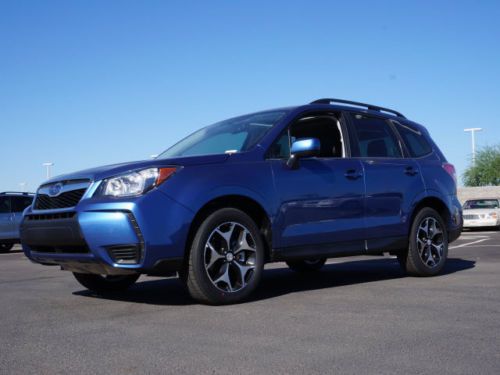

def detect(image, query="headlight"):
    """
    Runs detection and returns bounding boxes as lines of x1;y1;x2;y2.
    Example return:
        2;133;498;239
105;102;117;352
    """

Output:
489;212;498;219
99;167;177;197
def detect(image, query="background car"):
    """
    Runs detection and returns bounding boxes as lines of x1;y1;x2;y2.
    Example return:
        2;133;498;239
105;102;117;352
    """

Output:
0;192;34;252
463;198;500;229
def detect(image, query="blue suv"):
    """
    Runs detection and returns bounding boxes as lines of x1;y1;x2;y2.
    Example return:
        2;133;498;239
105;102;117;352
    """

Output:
21;99;462;304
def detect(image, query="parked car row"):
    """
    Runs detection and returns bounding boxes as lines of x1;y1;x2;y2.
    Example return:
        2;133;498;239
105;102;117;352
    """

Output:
4;97;498;304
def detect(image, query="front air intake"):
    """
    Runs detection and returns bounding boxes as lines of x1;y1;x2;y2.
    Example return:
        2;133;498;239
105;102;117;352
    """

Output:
107;245;141;264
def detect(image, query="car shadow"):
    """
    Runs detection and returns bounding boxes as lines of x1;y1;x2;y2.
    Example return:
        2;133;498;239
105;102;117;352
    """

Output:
73;257;475;306
462;227;499;232
0;249;23;255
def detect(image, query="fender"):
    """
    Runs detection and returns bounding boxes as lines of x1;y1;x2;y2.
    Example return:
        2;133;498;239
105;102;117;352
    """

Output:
409;188;456;231
189;185;275;221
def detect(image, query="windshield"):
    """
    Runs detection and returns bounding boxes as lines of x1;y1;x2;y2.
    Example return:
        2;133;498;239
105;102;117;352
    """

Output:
463;199;499;209
158;110;287;159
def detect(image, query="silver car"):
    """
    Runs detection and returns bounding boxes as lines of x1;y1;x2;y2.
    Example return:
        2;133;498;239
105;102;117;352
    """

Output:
462;198;500;229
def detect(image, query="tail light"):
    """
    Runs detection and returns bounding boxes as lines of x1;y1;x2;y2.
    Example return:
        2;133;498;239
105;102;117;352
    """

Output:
442;163;457;184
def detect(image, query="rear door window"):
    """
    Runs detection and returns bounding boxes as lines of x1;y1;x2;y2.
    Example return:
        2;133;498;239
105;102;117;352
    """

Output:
349;114;402;158
11;196;33;212
395;122;432;157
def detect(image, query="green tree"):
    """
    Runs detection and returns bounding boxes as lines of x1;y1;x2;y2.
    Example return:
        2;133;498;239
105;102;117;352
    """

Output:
462;145;500;186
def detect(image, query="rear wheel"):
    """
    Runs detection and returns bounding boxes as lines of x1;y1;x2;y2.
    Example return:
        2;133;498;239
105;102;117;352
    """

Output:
73;273;140;293
398;207;448;276
0;243;14;253
286;258;326;273
186;208;264;305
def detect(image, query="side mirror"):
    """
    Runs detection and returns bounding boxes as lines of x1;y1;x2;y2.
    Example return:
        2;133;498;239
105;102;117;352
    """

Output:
286;138;321;169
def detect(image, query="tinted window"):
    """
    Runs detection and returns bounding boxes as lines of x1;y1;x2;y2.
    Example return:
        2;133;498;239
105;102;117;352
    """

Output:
350;114;402;158
268;115;344;159
396;123;432;157
268;131;290;158
0;197;11;214
11;196;33;212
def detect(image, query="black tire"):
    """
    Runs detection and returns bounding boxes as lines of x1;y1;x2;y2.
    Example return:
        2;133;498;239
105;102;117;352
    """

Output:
0;243;14;253
396;253;407;270
186;208;265;305
398;207;448;276
286;258;327;272
73;273;140;293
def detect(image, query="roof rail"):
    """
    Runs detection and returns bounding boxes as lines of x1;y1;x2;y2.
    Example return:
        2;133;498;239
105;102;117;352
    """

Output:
310;98;406;119
0;191;34;195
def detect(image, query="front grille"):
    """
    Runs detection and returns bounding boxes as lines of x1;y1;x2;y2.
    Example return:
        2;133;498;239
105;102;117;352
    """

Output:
30;245;89;254
34;189;86;210
107;245;141;264
464;214;479;220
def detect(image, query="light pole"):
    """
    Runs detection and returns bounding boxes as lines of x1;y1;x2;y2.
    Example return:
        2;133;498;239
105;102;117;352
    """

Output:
42;162;54;179
464;128;482;166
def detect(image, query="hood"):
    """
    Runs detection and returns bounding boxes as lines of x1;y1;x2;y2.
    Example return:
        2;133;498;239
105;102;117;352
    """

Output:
41;154;229;186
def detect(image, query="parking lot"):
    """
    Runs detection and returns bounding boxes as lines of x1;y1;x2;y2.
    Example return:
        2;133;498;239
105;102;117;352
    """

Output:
1;231;499;375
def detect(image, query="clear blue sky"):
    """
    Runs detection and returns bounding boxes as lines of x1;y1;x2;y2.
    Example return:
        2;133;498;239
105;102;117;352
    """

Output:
1;0;499;192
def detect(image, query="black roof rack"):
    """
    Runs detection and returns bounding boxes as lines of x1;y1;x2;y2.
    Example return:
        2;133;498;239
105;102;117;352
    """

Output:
310;98;406;119
0;191;34;196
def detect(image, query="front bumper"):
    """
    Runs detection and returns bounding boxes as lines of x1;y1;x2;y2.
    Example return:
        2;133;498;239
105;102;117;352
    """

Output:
463;219;499;228
21;189;193;275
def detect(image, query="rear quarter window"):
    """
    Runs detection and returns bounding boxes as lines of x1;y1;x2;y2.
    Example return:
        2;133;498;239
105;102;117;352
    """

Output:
396;123;433;157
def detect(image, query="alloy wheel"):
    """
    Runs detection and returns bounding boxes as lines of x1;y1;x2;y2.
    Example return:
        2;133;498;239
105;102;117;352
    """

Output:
204;222;257;293
416;217;445;268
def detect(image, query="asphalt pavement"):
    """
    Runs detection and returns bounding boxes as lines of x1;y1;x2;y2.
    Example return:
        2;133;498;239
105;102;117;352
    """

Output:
1;230;499;374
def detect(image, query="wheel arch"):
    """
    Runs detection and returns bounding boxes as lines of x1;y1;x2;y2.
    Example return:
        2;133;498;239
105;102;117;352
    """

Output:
184;195;273;267
410;196;451;232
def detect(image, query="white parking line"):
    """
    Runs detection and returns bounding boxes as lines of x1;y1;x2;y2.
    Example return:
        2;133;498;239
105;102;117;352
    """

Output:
457;235;490;240
450;239;489;249
462;231;499;234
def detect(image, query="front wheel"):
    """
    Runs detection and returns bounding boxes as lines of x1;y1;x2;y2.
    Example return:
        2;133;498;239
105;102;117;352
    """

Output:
186;208;265;305
0;243;14;253
286;258;326;273
398;207;448;276
73;273;140;293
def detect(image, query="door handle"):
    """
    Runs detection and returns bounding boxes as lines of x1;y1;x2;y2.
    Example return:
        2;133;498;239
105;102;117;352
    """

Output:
404;166;419;176
344;169;363;180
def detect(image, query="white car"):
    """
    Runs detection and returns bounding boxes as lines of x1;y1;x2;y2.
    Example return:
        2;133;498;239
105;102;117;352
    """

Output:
462;198;500;229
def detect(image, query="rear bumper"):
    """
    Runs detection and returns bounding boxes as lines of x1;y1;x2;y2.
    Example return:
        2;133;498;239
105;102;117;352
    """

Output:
448;195;463;243
21;189;194;275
